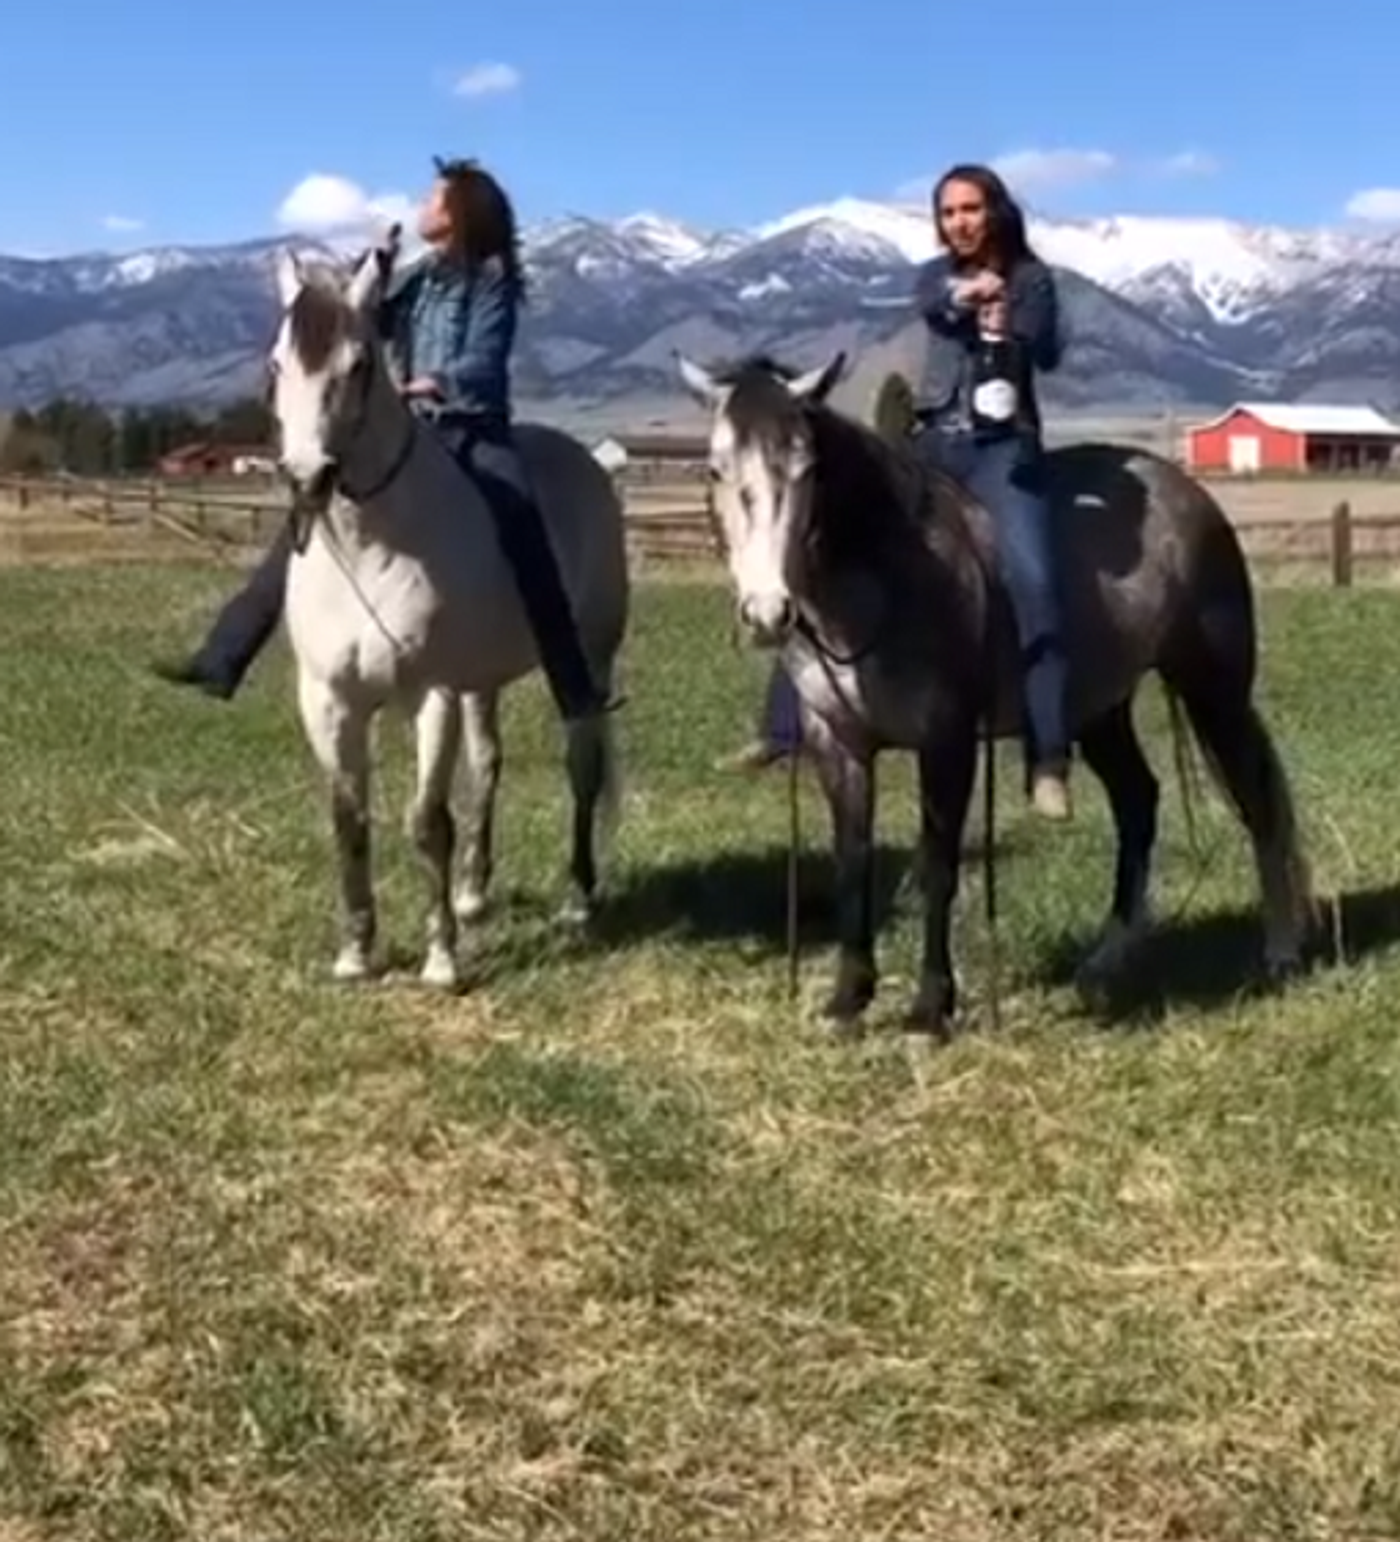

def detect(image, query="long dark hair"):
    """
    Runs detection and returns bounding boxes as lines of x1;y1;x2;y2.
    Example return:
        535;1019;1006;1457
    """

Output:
931;163;1037;272
432;155;527;296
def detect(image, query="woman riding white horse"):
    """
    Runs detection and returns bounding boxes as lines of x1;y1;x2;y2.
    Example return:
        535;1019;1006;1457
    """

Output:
153;156;617;729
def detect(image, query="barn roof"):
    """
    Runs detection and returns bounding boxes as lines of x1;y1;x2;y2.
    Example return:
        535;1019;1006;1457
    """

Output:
1192;402;1400;437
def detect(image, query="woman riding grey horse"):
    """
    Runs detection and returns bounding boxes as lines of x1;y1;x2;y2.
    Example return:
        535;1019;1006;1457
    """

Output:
723;162;1072;822
152;156;614;728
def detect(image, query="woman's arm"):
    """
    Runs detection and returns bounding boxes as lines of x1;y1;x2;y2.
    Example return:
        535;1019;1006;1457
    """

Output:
433;260;517;411
1007;260;1063;372
915;258;978;339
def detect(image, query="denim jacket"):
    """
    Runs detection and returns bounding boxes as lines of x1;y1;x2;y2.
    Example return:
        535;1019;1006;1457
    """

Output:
911;253;1063;441
378;251;518;421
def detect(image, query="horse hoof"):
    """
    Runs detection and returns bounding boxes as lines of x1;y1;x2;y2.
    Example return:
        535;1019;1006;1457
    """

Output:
453;887;491;924
901;1005;954;1043
1263;948;1303;988
557;893;595;929
819;982;875;1037
331;947;373;983
419;945;460;991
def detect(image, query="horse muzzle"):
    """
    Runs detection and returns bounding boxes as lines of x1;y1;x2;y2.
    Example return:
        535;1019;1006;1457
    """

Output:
738;593;796;646
281;461;338;551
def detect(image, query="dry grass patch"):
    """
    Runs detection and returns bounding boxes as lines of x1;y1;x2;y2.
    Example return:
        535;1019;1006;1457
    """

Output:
4;570;1400;1537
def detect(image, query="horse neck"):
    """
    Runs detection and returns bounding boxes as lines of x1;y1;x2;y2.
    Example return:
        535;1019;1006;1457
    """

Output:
799;414;979;635
323;368;425;551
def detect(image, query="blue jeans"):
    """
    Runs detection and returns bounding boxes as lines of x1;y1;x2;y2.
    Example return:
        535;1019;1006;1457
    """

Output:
755;429;1069;772
917;428;1069;771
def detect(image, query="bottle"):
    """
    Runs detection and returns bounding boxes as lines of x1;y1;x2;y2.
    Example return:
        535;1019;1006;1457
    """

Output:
969;313;1019;436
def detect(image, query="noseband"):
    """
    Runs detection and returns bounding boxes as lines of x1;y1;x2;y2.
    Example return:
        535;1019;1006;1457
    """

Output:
285;336;419;554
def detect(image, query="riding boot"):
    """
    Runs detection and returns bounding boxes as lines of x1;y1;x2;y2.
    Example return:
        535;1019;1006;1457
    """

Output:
455;427;613;722
151;518;295;700
1022;637;1072;820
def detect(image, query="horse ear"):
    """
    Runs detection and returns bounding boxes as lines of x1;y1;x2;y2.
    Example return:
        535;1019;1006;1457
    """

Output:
347;222;401;313
786;351;847;404
675;351;723;406
276;247;303;309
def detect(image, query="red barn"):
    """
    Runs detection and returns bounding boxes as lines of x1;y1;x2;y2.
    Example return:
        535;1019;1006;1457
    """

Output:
1185;402;1400;474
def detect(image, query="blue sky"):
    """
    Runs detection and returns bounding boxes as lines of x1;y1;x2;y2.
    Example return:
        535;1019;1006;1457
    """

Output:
4;0;1399;252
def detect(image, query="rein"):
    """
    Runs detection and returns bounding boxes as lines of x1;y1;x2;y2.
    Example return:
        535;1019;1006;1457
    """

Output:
288;350;419;554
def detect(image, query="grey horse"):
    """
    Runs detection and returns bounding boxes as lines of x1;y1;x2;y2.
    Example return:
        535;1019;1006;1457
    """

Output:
677;349;1315;1039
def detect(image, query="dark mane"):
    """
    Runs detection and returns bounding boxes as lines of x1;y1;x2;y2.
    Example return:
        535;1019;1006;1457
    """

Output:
287;273;351;372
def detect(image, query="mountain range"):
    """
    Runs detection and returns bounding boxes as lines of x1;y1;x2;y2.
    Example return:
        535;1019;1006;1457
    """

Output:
2;197;1399;422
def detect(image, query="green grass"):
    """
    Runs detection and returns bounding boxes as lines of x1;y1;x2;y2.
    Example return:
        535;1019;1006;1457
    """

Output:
5;566;1400;1539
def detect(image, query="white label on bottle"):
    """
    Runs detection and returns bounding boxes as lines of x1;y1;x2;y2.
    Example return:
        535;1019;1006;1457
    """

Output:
973;378;1017;421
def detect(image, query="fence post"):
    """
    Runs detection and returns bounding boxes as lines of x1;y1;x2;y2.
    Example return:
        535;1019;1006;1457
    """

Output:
1330;500;1352;588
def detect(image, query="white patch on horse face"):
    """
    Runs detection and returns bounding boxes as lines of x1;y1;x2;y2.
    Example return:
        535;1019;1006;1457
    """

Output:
270;315;360;487
709;413;812;643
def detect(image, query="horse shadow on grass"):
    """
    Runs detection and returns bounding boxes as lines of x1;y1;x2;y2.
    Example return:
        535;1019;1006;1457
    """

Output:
586;829;1028;958
1035;882;1400;1028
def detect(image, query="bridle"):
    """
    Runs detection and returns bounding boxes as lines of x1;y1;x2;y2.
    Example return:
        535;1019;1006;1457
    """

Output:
284;341;419;553
277;234;420;553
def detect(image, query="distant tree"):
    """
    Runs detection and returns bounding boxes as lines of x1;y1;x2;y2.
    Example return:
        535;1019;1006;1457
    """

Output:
0;422;60;474
210;394;273;446
873;371;916;444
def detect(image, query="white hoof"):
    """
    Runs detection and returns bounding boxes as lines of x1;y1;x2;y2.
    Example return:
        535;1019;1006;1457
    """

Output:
332;945;372;983
420;943;460;991
453;885;490;924
557;892;594;928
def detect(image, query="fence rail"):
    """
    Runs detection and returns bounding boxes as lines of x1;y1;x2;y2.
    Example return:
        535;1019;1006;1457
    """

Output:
4;474;1400;583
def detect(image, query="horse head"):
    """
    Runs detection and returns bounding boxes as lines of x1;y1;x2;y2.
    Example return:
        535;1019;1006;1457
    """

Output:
675;349;846;646
269;229;401;533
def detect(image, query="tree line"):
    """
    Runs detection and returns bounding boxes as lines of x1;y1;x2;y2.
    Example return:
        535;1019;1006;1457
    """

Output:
0;371;919;480
0;395;274;477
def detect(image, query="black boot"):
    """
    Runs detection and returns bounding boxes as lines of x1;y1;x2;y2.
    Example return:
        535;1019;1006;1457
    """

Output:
150;519;295;701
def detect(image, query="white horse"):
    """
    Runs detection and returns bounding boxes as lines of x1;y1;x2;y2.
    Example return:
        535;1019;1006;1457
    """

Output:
269;243;629;989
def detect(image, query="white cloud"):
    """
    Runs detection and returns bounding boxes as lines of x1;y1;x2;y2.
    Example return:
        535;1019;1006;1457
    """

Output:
1345;187;1400;222
1157;150;1219;177
990;147;1117;192
101;214;144;232
275;173;415;239
453;61;521;98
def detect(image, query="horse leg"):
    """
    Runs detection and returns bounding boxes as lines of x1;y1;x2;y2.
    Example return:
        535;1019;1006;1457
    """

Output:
406;687;463;989
1174;681;1314;979
1075;699;1160;988
297;670;376;981
559;684;622;927
907;719;978;1037
454;688;502;924
807;721;877;1033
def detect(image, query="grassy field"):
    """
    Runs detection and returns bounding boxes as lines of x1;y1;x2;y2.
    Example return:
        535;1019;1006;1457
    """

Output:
6;566;1400;1539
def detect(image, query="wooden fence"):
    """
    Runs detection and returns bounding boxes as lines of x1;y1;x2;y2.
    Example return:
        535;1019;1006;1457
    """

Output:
3;474;1400;584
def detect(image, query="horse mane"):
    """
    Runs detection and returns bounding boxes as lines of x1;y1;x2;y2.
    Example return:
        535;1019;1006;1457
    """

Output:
287;265;354;372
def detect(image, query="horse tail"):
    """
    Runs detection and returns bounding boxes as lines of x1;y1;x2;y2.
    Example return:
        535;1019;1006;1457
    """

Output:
1161;682;1204;864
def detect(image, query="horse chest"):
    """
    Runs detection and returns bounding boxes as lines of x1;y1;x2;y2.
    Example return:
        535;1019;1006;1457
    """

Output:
785;644;865;726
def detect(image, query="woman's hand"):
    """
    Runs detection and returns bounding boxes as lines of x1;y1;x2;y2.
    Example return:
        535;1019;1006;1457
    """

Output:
950;269;1004;308
399;376;442;399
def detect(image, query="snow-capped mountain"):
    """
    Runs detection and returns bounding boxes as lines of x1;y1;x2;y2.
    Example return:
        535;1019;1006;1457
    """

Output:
1;198;1399;414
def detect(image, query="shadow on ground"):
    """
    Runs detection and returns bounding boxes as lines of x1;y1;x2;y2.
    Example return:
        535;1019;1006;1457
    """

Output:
583;830;1028;956
1036;882;1400;1027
